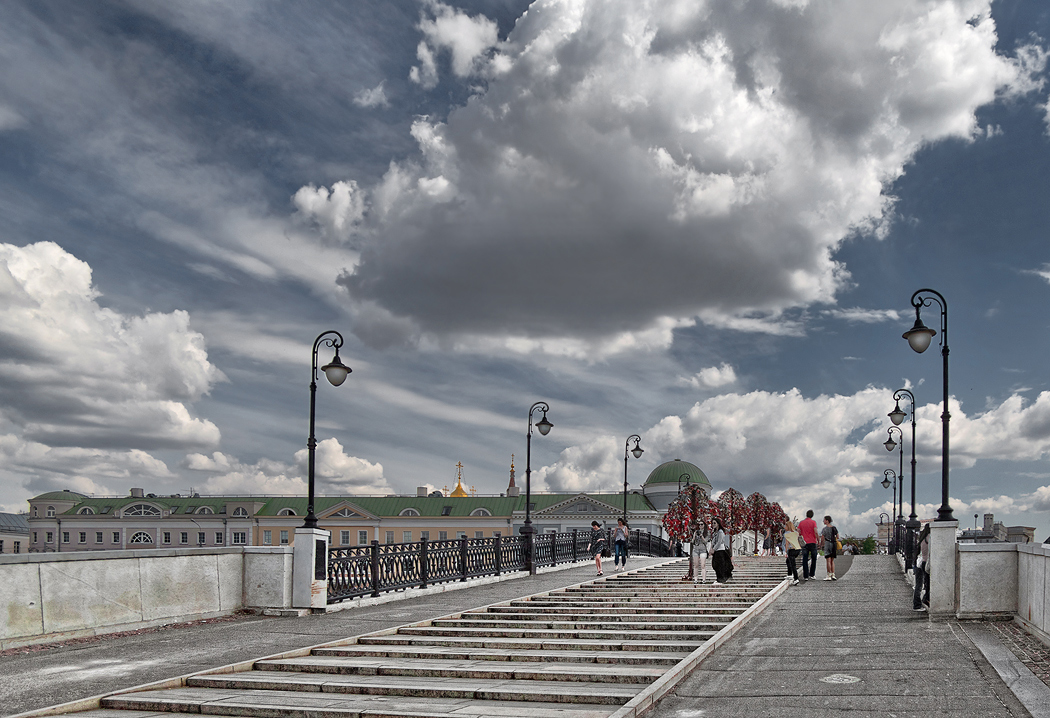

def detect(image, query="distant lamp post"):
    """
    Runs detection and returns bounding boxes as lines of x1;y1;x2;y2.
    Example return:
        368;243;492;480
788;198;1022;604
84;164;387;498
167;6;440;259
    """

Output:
974;513;979;530
903;289;953;522
889;389;919;527
884;427;904;522
882;469;898;553
623;435;643;523
522;402;553;535
303;331;351;529
678;472;692;493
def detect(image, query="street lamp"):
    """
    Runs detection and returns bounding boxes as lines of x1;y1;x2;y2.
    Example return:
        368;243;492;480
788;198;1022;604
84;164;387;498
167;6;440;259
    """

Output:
889;389;919;526
882;469;898;553
623;435;643;523
303;331;352;529
884;427;904;522
522;401;553;535
903;289;953;522
678;472;691;493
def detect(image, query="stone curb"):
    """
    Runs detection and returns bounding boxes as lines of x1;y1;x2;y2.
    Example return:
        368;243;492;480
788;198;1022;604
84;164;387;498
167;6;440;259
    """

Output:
607;575;791;718
6;558;682;718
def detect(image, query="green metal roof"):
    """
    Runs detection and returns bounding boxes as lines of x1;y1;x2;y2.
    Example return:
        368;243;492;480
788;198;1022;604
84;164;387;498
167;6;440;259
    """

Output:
42;495;260;516
29;491;87;502
255;495;525;518
643;459;712;488
526;493;656;512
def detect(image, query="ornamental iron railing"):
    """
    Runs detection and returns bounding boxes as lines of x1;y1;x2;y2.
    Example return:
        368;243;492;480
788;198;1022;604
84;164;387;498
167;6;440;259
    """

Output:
327;528;671;603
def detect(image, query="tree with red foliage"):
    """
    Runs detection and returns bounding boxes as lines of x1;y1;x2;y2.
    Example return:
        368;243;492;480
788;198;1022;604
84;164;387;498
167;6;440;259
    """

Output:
716;488;747;551
745;492;770;552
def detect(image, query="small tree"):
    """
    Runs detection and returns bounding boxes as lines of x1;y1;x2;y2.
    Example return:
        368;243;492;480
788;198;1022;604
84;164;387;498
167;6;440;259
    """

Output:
745;492;770;551
716;488;747;552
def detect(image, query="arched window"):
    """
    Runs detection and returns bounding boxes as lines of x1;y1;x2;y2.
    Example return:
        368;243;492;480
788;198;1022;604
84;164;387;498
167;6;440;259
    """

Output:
232;507;249;517
124;504;161;517
277;508;296;516
332;508;355;517
470;508;491;517
32;506;38;517
129;532;154;544
399;508;420;516
78;507;95;515
46;506;55;518
195;506;214;515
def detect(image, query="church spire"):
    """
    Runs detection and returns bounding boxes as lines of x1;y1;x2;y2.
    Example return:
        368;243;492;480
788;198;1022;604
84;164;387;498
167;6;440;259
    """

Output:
506;454;520;497
450;461;469;497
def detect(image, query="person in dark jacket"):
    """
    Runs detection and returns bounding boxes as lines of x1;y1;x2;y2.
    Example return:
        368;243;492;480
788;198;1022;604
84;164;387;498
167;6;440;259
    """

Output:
710;518;733;584
587;520;606;576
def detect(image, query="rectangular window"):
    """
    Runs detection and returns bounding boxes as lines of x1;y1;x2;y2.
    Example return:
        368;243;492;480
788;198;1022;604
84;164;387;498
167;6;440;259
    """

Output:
47;532;54;543
0;540;4;553
33;532;38;543
441;506;452;516
420;530;429;541
197;532;206;545
263;530;272;545
340;530;350;545
95;531;103;543
403;531;412;543
162;532;171;544
62;531;70;544
232;532;246;545
179;532;188;544
439;531;448;541
112;531;120;544
279;530;289;545
79;532;87;543
215;532;224;544
475;531;484;539
385;531;394;544
13;541;20;553
358;530;368;545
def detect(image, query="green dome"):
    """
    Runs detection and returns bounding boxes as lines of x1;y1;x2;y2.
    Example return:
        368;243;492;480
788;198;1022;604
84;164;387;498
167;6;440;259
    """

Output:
643;459;711;489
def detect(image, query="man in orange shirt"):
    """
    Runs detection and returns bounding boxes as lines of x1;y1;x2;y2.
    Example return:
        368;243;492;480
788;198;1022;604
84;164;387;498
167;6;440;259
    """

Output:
798;510;819;581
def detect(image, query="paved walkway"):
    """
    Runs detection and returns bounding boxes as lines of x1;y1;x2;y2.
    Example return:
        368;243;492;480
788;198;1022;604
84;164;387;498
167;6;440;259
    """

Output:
1;557;672;717
656;554;1049;718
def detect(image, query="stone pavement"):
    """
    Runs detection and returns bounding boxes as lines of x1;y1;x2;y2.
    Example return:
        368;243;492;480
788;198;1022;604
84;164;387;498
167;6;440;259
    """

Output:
655;553;1050;718
1;558;673;717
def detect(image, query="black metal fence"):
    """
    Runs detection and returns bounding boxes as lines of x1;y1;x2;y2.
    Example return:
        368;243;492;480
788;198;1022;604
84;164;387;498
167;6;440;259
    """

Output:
327;528;671;604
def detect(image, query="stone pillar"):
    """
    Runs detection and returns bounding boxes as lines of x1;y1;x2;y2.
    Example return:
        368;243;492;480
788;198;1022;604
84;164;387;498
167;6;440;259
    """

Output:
292;527;329;610
928;520;958;618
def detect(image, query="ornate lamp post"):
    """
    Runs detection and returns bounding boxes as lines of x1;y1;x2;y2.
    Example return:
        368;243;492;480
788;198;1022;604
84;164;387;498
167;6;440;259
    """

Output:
881;469;898;553
884;427;905;522
623;435;643;523
889;388;920;565
303;331;351;529
879;512;890;553
678;472;691;493
522;402;553;536
902;289;953;522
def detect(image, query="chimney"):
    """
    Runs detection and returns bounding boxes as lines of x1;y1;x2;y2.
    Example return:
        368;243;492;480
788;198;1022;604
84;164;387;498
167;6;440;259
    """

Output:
417;486;428;497
983;513;993;532
130;487;144;498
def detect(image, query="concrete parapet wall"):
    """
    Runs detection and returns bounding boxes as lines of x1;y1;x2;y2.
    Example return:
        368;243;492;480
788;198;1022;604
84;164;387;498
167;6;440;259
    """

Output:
957;543;1017;618
0;546;294;649
1016;543;1050;643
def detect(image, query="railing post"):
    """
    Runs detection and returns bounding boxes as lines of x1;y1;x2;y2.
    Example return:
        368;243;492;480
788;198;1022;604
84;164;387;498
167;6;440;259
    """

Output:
370;540;380;598
459;536;468;581
572;529;578;562
420;537;429;589
494;535;502;575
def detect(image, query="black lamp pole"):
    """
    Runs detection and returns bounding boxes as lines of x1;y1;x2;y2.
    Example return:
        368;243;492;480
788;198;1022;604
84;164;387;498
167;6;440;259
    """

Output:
623;435;643;523
889;389;918;524
303;331;351;529
903;289;953;522
678;472;691;493
884;426;905;522
522;402;552;535
881;469;897;552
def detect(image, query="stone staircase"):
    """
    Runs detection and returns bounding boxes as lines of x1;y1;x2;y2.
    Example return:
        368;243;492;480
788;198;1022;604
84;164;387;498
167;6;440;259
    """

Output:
73;558;788;718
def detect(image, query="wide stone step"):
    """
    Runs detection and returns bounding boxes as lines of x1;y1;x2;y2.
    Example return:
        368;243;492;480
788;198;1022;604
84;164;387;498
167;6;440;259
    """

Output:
312;644;690;665
249;656;664;683
433;618;730;631
355;635;703;652
100;687;618;717
395;625;718;640
152;673;639;704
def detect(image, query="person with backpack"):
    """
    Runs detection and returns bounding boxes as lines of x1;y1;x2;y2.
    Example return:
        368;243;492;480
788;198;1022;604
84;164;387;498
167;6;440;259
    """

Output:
821;515;839;581
587;520;606;576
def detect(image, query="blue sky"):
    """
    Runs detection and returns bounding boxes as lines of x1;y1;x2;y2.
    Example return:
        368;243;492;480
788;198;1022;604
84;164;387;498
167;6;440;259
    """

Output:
2;0;1050;540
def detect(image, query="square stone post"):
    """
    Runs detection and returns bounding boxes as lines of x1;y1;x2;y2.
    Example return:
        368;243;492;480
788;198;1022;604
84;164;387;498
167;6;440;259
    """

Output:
928;520;958;618
292;527;329;610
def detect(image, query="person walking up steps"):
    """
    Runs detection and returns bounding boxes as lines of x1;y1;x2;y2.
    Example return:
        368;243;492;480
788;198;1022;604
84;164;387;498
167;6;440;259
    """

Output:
798;510;819;581
821;515;839;580
783;520;801;585
587;520;606;576
613;518;629;571
689;519;710;584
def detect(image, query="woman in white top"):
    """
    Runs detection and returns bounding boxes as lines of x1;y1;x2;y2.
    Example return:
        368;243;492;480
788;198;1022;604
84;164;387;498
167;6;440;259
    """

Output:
710;518;733;584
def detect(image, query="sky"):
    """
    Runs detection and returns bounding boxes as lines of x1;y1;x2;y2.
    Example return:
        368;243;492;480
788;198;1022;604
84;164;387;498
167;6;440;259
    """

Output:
2;0;1050;540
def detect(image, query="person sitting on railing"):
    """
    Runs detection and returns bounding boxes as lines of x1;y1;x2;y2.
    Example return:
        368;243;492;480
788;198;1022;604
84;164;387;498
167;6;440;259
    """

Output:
913;524;931;612
587;520;606;576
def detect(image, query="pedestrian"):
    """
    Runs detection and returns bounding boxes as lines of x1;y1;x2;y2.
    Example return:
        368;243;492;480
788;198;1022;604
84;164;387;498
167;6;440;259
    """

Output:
689;519;710;584
761;527;771;556
821;515;839;580
711;517;733;584
587;520;606;576
798;509;819;581
783;520;801;585
613;518;629;571
913;523;931;611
